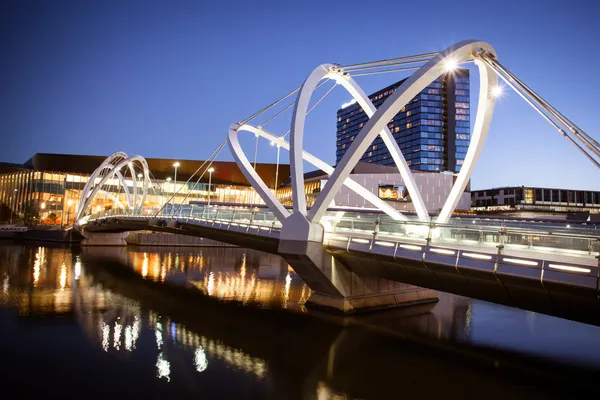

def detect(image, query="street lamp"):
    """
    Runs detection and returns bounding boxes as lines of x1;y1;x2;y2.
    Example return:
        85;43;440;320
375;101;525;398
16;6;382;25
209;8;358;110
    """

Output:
10;189;17;224
173;162;180;212
208;168;215;206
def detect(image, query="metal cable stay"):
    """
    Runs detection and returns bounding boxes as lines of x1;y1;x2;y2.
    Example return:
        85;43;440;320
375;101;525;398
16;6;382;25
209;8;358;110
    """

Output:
477;52;600;169
152;138;228;218
227;48;598;217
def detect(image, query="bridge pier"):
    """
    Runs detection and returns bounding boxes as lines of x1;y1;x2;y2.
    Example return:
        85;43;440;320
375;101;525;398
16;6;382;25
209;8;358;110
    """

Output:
278;214;437;314
79;228;129;246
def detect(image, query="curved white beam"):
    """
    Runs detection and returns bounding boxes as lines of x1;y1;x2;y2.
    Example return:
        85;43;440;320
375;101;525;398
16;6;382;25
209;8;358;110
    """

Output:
228;123;290;222
229;123;409;221
309;40;498;224
438;57;497;222
290;65;428;219
75;154;150;221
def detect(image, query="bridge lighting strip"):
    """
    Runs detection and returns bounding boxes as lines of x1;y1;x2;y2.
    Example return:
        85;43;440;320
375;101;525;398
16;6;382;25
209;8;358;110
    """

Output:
250;225;259;229
547;264;591;274
462;252;493;260
399;244;422;251
374;241;396;248
430;248;455;256
351;238;370;244
330;236;349;241
502;257;539;267
259;227;270;231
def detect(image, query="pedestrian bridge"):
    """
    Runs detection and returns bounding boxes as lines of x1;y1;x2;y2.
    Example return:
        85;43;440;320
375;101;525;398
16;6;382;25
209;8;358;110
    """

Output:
74;39;600;323
78;203;600;325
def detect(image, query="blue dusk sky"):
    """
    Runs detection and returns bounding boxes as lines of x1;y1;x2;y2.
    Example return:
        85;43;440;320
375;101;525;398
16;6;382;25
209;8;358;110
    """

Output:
1;0;599;190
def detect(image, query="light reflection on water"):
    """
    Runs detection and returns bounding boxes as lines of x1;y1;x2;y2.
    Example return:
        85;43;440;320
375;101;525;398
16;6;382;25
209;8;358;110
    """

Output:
126;247;311;309
1;244;600;398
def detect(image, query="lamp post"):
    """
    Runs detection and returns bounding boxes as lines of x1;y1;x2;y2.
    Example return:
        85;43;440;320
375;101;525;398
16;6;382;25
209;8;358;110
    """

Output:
173;162;180;213
165;177;171;213
10;189;17;224
208;168;214;206
137;173;143;215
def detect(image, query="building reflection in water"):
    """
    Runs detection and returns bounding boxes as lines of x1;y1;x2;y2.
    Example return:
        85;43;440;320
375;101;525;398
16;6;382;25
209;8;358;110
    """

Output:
0;245;270;384
127;247;311;310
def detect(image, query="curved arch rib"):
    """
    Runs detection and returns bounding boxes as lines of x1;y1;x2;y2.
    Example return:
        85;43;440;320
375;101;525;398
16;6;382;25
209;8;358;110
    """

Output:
290;65;428;219
228;123;410;222
309;40;498;224
75;154;150;221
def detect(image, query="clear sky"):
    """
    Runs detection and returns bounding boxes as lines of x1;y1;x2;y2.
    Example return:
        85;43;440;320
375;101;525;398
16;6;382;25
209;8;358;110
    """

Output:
1;0;599;190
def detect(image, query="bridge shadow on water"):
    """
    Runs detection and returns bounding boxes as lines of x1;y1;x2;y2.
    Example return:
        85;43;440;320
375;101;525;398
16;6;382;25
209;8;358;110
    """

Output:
75;245;599;399
1;242;599;398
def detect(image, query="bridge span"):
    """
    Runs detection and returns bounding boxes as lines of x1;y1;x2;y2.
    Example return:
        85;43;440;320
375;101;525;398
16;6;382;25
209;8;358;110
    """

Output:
79;203;600;325
74;39;600;323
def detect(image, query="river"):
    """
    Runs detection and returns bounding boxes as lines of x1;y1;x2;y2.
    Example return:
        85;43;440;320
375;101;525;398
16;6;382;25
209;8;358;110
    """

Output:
0;242;599;399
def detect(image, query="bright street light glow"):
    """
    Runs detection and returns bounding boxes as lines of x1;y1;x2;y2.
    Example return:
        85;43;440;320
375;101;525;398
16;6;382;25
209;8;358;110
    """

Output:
67;200;73;207
443;58;458;72
137;173;143;178
491;85;503;97
208;168;215;173
173;162;180;168
41;203;46;209
270;141;275;146
166;177;171;182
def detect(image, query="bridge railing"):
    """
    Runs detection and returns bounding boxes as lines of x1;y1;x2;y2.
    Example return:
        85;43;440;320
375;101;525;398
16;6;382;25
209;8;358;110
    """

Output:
83;205;600;257
328;212;600;257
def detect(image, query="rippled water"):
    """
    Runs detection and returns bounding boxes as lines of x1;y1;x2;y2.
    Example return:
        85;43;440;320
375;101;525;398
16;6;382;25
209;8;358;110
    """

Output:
1;242;599;398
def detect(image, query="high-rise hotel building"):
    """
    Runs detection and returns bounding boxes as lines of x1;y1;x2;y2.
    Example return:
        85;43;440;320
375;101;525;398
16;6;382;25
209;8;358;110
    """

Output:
336;69;470;172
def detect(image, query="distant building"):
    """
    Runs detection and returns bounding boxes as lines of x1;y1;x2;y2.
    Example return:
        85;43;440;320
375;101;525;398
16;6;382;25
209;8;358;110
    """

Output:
336;69;470;173
277;162;471;214
0;153;288;225
471;186;600;217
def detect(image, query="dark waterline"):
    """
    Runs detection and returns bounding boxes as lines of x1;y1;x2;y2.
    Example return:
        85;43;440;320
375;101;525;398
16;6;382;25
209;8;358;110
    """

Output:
1;242;599;399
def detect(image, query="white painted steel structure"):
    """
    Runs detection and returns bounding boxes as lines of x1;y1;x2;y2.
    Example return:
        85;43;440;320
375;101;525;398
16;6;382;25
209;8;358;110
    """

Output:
75;152;151;222
229;40;499;225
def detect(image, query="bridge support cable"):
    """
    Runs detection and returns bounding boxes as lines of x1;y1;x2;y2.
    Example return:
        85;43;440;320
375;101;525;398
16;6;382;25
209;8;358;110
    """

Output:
153;138;228;217
170;139;228;217
278;81;338;140
340;52;438;70
479;54;600;168
483;54;600;158
348;66;422;77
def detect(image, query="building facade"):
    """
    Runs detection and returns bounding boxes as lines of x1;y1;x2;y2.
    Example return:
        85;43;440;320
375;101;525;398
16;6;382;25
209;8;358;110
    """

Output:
471;186;600;215
336;69;470;173
277;162;471;214
0;153;289;226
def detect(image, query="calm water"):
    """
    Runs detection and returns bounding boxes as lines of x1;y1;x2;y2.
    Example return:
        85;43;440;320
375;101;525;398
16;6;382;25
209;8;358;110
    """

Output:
1;242;600;399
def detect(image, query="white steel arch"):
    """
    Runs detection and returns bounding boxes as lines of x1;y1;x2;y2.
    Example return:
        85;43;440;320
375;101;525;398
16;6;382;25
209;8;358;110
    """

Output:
289;64;428;219
228;123;410;223
308;40;498;224
230;39;498;226
75;152;151;222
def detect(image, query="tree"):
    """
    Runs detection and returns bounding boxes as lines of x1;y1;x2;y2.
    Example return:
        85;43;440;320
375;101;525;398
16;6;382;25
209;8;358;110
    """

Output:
48;212;58;225
23;201;40;226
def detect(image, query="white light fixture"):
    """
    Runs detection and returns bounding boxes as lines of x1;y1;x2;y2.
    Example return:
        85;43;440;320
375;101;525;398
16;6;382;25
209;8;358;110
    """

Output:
547;264;591;274
443;58;458;72
491;85;503;98
462;252;492;260
430;248;455;255
399;244;422;251
374;241;395;248
503;257;538;267
173;162;180;168
351;238;370;244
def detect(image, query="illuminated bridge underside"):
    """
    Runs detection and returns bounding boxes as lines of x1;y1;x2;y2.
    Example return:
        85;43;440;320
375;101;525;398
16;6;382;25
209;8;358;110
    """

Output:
81;211;600;326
